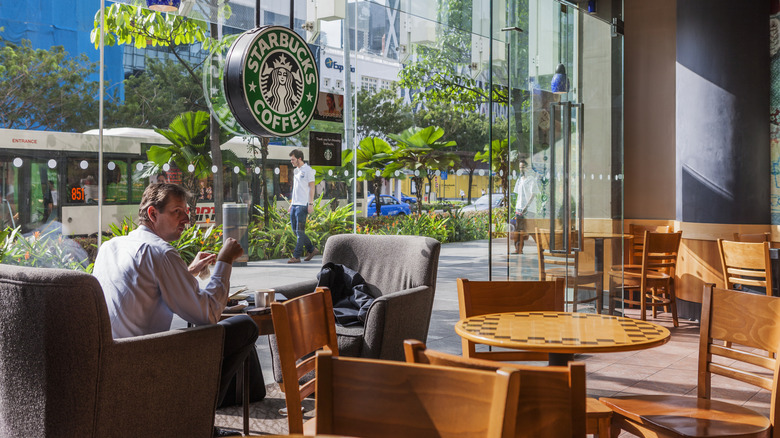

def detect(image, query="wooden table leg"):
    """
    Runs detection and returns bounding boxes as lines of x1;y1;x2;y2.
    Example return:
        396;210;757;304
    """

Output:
549;353;574;366
242;355;250;435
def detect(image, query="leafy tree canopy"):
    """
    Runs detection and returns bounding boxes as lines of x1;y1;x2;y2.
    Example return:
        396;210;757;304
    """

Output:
107;58;207;129
0;35;109;132
141;110;239;224
355;87;413;141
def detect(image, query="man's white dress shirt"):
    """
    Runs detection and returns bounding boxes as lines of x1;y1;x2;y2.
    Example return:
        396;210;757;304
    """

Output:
93;225;232;338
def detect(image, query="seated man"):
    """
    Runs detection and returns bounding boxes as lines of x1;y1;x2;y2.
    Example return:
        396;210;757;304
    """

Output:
93;183;258;434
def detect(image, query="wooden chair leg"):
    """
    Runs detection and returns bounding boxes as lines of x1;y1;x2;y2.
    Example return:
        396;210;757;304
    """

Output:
242;355;250;435
572;284;578;313
586;397;612;438
607;277;617;315
669;285;679;327
596;277;604;314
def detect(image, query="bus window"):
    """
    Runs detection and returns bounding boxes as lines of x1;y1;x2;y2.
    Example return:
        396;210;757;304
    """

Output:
66;159;100;204
130;160;146;202
105;160;128;203
29;161;57;225
197;177;214;201
0;162;18;229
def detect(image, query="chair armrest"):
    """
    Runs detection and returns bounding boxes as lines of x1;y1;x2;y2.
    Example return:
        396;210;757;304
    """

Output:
361;285;435;361
94;325;225;437
272;279;319;300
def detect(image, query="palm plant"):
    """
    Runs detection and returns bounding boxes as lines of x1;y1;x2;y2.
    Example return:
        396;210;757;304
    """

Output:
387;126;459;213
356;137;395;216
475;136;518;199
141;111;240;224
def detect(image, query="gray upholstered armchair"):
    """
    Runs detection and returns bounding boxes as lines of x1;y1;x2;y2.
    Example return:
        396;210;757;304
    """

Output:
0;265;225;438
270;234;441;381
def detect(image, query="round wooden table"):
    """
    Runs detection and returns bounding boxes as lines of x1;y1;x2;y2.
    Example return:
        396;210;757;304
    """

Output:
455;311;671;366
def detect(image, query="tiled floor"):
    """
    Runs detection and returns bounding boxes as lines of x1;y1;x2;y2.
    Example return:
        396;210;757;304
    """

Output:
220;238;773;436
580;308;772;436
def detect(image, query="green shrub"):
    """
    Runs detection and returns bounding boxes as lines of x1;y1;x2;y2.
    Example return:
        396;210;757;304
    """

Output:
247;196;355;260
0;226;93;272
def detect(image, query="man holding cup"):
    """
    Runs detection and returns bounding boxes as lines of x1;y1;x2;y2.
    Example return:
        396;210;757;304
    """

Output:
93;183;261;421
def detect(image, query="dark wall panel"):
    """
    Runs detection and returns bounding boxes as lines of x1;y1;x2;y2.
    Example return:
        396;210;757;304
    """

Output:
676;1;769;224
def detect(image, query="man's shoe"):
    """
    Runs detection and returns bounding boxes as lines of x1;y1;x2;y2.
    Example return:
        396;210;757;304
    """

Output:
213;426;241;437
287;257;301;264
304;248;320;261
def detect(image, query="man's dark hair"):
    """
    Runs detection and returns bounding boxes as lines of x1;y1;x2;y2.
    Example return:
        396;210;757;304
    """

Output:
138;183;190;225
289;149;304;160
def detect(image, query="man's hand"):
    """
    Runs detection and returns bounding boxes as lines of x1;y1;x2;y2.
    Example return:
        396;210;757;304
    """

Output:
217;237;244;264
188;251;217;277
307;204;314;214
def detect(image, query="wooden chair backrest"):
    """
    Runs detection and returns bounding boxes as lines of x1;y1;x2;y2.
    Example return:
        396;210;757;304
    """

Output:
315;349;521;438
639;231;682;281
270;287;338;434
628;224;672;265
699;285;780;427
717;239;773;295
534;228;584;279
457;278;564;362
733;231;771;243
404;340;587;438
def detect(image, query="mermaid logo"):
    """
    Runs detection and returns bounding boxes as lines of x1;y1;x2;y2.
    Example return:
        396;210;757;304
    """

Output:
260;54;302;114
224;26;319;137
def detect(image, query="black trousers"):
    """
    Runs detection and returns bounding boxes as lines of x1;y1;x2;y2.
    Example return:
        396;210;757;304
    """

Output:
217;315;263;406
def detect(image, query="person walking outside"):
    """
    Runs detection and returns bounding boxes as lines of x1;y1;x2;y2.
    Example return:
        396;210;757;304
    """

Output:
288;149;319;263
512;159;539;254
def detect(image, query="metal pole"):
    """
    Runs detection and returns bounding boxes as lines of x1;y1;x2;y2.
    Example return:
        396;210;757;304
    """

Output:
346;2;356;233
97;0;105;249
506;41;510;277
289;0;294;29
488;0;493;281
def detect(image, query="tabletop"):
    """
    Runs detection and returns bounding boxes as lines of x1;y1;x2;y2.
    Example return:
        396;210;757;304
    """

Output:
221;307;274;335
455;311;671;360
584;232;633;240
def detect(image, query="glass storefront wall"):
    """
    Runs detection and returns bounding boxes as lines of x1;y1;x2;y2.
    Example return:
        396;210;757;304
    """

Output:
0;0;623;313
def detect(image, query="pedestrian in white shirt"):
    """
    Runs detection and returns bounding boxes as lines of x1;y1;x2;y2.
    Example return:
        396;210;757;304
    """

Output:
287;149;319;263
513;160;539;254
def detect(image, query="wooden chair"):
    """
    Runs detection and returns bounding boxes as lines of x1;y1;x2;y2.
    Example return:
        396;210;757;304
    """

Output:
404;340;589;438
608;224;673;306
734;231;772;242
608;231;682;326
535;228;603;313
718;239;773;296
626;223;673;266
270;287;338;435
600;284;780;438
458;278;564;362
456;278;610;437
314;348;522;438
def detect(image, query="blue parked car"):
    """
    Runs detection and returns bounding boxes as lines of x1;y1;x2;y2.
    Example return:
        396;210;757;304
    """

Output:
366;195;412;216
400;193;417;204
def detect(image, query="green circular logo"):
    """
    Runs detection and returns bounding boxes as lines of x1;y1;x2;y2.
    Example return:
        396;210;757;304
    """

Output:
232;26;318;137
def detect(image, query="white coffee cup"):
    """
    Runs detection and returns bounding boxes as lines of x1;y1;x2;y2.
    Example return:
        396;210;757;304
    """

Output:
253;289;275;308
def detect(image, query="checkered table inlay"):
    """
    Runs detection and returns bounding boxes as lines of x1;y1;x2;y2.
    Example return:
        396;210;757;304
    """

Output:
455;311;671;354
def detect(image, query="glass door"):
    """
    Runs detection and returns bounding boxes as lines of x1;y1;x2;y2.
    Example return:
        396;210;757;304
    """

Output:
504;1;624;315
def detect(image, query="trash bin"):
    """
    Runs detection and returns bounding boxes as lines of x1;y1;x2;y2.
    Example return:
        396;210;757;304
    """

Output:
223;203;249;267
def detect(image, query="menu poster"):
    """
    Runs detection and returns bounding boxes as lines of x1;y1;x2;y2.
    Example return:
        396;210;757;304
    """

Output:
309;131;342;167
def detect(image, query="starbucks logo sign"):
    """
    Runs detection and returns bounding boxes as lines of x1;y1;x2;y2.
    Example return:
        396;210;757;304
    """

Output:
224;26;318;137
